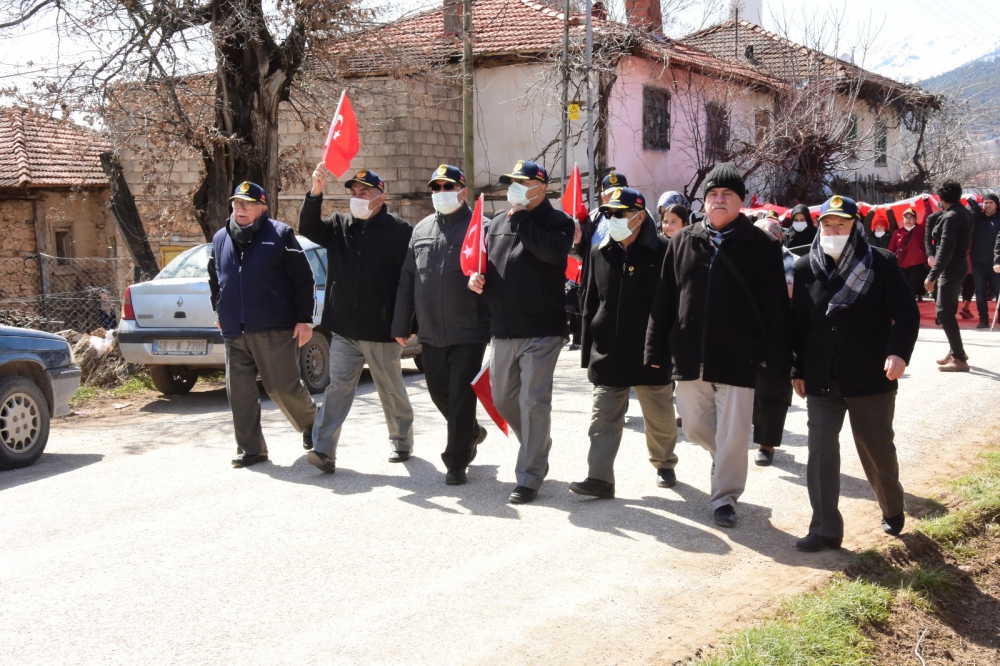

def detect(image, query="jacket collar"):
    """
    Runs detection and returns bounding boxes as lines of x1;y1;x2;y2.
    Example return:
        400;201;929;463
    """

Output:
691;212;754;241
438;203;472;225
350;203;389;227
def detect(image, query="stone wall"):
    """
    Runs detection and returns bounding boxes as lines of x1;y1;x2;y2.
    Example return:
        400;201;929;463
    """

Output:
0;198;39;299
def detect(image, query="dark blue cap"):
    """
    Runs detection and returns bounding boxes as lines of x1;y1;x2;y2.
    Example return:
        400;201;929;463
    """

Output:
344;169;385;192
499;159;548;185
819;195;858;220
601;172;628;192
428;164;466;187
599;187;646;212
230;181;267;204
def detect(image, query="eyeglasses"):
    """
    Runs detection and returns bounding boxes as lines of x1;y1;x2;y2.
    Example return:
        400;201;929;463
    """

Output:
429;182;457;192
232;200;261;210
608;210;634;218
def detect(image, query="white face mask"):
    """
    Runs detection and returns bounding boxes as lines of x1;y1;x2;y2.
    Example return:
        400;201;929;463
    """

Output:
874;230;886;238
792;221;808;232
350;197;376;220
432;191;462;215
506;182;532;207
903;223;915;231
819;233;850;259
608;212;639;242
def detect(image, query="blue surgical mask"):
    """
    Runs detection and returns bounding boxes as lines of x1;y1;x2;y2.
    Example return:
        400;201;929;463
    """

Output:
506;182;532;207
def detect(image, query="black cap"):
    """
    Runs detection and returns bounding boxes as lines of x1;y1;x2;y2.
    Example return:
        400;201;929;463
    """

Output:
498;159;548;185
230;181;267;204
344;169;385;192
703;162;746;200
428;164;466;187
819;195;858;220
599;187;646;212
601;172;628;192
984;193;999;206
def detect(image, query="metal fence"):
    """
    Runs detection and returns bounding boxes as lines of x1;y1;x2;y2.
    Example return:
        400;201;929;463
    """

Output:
0;254;136;334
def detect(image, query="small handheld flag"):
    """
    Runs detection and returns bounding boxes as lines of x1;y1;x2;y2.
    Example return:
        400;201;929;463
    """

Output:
322;91;360;177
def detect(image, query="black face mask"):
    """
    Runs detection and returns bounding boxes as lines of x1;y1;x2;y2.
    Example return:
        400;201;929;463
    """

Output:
229;212;264;249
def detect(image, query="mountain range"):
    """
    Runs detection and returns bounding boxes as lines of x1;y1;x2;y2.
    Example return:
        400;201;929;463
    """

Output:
918;47;1000;142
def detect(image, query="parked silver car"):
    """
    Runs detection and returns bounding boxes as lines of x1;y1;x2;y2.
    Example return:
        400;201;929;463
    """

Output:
118;239;421;395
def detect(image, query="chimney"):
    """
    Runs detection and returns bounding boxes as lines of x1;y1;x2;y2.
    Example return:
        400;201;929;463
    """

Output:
625;0;662;34
443;0;463;37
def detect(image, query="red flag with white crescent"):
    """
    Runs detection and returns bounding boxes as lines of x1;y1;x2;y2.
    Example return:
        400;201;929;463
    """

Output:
460;194;485;276
322;91;359;177
471;359;508;435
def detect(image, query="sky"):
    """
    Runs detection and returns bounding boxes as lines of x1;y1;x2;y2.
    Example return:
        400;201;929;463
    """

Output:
1;0;999;99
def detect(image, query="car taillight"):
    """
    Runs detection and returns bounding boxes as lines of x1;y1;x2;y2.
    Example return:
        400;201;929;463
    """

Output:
122;286;135;321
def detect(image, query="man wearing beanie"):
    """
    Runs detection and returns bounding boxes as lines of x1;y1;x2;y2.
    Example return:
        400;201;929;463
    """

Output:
645;163;791;527
967;193;1000;328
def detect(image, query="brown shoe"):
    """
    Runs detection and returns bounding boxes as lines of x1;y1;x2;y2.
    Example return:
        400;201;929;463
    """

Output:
939;358;970;372
936;352;953;365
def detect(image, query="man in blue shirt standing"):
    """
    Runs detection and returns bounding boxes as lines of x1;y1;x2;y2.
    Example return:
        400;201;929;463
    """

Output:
208;181;319;468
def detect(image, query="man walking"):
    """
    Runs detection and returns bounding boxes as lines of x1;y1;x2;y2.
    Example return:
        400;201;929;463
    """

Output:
968;194;1000;328
569;187;678;499
208;181;318;468
468;160;574;504
299;165;415;473
645;163;791;527
925;180;974;371
391;165;491;485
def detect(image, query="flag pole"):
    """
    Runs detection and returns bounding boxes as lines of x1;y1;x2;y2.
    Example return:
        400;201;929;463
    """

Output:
585;0;595;210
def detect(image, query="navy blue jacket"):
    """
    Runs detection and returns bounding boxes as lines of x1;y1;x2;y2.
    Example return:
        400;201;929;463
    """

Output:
208;217;315;338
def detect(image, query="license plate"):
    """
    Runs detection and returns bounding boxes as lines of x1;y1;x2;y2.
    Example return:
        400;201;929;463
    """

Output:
153;339;208;355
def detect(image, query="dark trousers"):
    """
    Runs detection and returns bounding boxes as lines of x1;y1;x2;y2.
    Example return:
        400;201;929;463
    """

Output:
753;365;792;448
972;263;1000;322
901;264;929;299
936;268;968;360
224;329;317;456
806;382;904;540
421;342;487;471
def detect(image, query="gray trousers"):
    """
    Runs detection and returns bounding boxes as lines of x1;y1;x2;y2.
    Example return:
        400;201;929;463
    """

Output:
675;377;755;510
490;336;562;490
312;333;414;459
224;329;318;456
587;384;679;484
806;382;904;540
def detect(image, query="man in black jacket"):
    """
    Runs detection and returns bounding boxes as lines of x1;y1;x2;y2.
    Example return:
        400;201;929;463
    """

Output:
645;163;791;527
207;181;318;468
468;160;574;504
791;195;920;551
924;180;974;372
299;166;414;473
569;188;677;499
391;165;491;486
968;195;1000;328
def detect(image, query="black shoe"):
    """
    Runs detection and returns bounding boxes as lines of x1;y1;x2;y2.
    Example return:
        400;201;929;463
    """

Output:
795;533;842;552
977;321;990;329
306;450;335;473
388;450;411;463
568;343;580;351
676;417;683;428
232;452;268;468
882;512;905;536
469;426;488;464
714;505;737;528
569;478;615;499
657;467;677;488
302;425;314;450
754;448;774;466
508;485;538;504
446;468;467;485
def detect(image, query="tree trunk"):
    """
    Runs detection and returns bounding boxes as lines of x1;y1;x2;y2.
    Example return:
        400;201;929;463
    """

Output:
99;151;160;278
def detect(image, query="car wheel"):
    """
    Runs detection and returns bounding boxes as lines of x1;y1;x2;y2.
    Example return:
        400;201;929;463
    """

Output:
0;375;51;470
149;365;197;395
299;331;330;394
413;352;424;373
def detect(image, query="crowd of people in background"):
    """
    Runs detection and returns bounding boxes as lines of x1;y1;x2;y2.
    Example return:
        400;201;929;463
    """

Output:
204;156;1000;552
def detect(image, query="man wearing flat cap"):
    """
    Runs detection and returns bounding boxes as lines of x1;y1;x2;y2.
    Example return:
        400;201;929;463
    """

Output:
645;163;791;528
300;165;414;473
208;181;319;468
469;159;574;504
391;165;491;486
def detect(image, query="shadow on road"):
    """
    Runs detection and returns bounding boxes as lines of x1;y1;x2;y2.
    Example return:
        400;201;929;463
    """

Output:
0;452;104;491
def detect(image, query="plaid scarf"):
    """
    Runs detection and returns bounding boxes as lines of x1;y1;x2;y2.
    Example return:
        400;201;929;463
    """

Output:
808;219;874;315
703;218;737;262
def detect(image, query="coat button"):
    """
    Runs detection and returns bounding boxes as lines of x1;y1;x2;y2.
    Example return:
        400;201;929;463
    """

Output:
831;326;837;332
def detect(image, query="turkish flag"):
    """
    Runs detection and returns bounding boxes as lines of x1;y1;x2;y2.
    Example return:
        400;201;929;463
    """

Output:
561;164;588;223
460;194;485;277
565;256;582;282
471;360;508;435
322;91;359;177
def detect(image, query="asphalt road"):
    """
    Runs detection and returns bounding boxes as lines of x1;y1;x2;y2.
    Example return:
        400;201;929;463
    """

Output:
3;327;999;665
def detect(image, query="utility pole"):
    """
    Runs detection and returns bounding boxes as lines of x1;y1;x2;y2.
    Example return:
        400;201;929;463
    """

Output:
462;0;475;198
561;0;570;192
585;0;595;210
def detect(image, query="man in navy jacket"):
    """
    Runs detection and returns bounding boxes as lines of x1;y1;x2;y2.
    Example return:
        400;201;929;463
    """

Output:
207;181;318;468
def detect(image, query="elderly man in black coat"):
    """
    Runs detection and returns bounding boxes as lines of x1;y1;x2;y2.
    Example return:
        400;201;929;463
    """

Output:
569;188;677;500
645;163;791;528
791;195;920;552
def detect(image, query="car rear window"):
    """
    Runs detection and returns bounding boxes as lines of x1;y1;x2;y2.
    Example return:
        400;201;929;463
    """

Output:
306;248;327;290
156;244;212;280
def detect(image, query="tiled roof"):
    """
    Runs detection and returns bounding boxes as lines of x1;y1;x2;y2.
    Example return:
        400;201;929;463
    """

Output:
681;20;937;106
0;108;110;188
331;0;776;87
